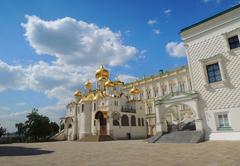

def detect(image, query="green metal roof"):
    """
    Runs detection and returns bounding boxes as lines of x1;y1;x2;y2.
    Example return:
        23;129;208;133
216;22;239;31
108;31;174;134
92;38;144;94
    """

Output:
180;4;240;33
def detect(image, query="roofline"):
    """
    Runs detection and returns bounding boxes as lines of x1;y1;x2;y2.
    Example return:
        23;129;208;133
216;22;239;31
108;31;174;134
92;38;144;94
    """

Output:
123;65;188;87
180;4;240;33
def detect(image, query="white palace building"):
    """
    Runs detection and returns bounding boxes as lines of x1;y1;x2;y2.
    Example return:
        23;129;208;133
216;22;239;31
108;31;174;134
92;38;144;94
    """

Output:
57;4;240;141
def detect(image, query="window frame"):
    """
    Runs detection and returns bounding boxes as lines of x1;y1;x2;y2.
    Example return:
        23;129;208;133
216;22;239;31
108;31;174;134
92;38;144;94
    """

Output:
206;63;222;84
215;112;232;131
228;35;240;50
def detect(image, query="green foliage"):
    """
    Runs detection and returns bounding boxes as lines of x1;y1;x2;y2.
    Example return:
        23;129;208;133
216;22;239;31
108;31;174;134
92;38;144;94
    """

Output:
0;124;6;138
15;108;59;142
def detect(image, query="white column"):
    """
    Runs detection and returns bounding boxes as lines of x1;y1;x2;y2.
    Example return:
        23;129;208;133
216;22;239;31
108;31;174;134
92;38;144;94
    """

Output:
155;105;163;135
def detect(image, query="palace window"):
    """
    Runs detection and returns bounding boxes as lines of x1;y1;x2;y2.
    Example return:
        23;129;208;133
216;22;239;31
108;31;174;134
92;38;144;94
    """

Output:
121;115;129;126
217;113;231;130
146;89;151;99
114;101;118;106
154;88;158;97
131;115;136;126
141;118;144;126
138;118;141;126
206;63;222;83
179;82;185;92
161;85;166;96
228;35;240;50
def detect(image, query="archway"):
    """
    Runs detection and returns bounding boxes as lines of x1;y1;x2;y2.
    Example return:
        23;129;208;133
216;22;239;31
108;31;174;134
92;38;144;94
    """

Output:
162;104;196;133
95;111;107;135
65;117;73;141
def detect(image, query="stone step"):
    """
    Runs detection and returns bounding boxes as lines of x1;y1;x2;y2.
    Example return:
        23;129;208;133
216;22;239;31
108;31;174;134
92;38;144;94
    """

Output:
79;135;114;142
146;132;162;143
156;131;204;143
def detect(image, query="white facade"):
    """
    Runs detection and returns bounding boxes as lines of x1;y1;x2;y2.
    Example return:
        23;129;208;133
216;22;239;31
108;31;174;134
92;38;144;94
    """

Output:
62;65;147;141
123;66;192;136
180;5;240;140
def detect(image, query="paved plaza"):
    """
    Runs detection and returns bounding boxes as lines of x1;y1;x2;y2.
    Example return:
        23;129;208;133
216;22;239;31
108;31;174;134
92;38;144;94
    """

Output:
0;140;240;166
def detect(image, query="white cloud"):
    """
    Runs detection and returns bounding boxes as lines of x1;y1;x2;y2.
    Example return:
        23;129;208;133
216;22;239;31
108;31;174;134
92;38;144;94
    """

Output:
202;0;222;4
117;74;138;83
164;9;172;16
166;42;186;57
147;19;157;26
22;15;137;67
0;60;28;92
136;49;147;60
153;29;161;35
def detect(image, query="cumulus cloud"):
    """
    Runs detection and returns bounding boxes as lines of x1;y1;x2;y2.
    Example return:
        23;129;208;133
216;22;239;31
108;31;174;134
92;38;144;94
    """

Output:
147;19;157;26
0;60;28;92
117;74;138;83
22;15;137;67
166;42;186;57
164;9;172;16
153;29;161;35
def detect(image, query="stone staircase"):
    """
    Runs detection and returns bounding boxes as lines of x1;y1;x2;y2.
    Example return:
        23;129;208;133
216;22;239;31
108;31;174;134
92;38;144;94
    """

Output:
146;132;163;143
79;135;114;142
147;131;204;143
50;130;66;141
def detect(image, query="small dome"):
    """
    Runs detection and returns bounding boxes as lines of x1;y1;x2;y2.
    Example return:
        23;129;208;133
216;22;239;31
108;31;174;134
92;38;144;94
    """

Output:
129;87;141;95
98;76;107;82
84;81;92;89
96;65;109;79
74;90;81;97
105;80;114;87
114;80;123;86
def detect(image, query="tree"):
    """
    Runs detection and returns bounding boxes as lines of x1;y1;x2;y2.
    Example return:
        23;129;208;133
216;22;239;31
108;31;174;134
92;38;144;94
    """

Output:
15;108;60;142
15;123;25;136
50;122;59;135
0;124;6;137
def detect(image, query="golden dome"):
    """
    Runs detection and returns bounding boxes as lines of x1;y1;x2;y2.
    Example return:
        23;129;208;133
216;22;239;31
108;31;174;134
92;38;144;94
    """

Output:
105;80;114;87
84;81;92;89
114;80;123;86
98;76;107;82
130;87;141;95
96;65;109;79
74;90;81;97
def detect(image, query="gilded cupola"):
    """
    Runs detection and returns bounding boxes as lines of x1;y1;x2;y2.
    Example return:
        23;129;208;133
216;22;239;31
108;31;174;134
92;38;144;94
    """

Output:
129;87;141;95
84;81;92;90
96;65;109;80
105;79;114;87
114;80;123;86
74;90;81;97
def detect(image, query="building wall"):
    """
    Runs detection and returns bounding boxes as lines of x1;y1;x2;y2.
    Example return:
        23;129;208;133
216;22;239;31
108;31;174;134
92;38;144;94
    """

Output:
123;67;192;135
181;7;240;139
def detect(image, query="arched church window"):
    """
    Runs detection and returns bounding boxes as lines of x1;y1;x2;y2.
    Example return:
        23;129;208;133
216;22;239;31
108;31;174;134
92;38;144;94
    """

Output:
121;115;129;126
68;124;72;128
138;118;141;126
113;120;120;126
141;118;145;126
131;115;136;126
82;104;84;112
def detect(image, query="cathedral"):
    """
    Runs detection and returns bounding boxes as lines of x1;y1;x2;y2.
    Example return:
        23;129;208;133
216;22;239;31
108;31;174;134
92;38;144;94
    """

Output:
61;65;147;141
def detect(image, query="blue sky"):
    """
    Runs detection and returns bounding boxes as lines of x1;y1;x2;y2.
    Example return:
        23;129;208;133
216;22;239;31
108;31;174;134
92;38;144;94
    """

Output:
0;0;238;132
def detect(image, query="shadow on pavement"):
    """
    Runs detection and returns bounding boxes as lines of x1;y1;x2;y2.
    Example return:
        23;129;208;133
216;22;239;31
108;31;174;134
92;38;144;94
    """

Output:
0;146;54;156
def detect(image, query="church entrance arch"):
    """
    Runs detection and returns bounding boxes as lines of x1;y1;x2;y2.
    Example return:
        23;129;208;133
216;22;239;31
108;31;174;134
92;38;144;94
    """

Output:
95;111;107;135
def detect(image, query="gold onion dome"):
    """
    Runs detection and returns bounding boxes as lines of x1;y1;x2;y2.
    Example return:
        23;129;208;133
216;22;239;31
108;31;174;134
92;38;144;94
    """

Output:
114;80;123;86
84;81;92;89
74;90;81;97
130;87;141;95
105;80;114;87
96;65;109;80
